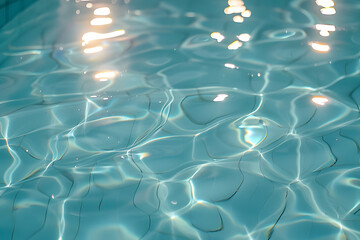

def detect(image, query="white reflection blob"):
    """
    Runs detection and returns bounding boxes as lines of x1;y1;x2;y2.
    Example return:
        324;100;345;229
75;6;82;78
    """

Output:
94;7;110;16
210;32;225;42
213;94;229;102
316;24;336;32
228;40;243;50
241;10;251;17
312;96;329;106
320;30;330;37
94;71;117;80
224;63;237;69
90;18;113;26
237;33;251;42
228;0;244;6
316;0;334;7
82;30;125;42
233;15;244;23
224;6;246;14
310;42;330;52
320;7;336;15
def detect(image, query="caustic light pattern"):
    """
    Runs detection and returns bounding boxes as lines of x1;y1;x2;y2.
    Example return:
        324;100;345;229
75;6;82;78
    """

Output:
0;0;359;239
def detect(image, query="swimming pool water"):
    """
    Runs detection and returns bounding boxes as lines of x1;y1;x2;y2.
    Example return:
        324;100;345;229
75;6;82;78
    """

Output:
0;0;360;239
0;0;35;28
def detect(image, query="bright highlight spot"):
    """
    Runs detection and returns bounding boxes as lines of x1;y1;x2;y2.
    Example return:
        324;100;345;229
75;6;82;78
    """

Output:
319;30;330;37
83;46;104;54
90;18;113;26
213;94;229;102
320;7;336;15
316;24;335;37
312;96;329;106
316;0;334;8
82;30;125;43
224;6;246;14
94;71;117;79
94;7;111;16
228;0;244;6
210;32;225;42
224;63;237;69
316;24;336;32
237;33;251;42
86;3;93;8
241;10;251;17
228;40;243;50
310;42;330;52
233;15;244;23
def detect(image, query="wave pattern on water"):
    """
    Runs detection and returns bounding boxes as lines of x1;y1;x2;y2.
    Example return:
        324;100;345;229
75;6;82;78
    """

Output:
0;0;360;239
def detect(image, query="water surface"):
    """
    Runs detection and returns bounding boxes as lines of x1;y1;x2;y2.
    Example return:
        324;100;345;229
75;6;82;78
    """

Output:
0;0;360;239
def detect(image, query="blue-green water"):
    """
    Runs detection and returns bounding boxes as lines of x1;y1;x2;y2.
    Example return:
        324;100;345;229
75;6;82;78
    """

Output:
0;0;360;239
0;0;35;28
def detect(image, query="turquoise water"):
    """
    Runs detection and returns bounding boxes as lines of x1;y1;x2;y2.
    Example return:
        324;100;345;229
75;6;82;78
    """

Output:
0;0;35;28
0;0;360;239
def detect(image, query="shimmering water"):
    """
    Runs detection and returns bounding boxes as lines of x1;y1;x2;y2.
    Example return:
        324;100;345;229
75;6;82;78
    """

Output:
0;0;360;239
0;0;35;28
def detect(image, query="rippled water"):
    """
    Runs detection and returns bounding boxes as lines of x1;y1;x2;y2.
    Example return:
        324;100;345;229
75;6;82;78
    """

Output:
0;0;360;239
